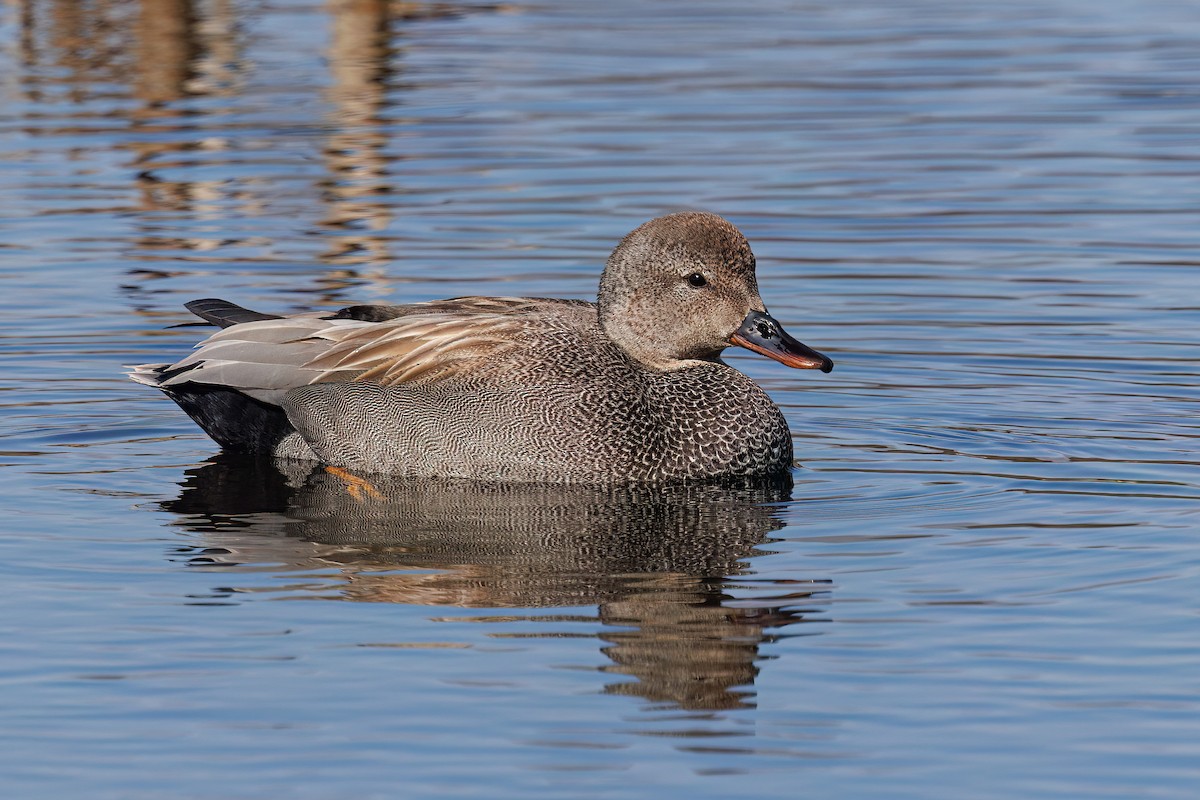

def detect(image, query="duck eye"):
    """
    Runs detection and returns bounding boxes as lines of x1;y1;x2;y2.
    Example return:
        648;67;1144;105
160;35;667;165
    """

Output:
686;272;707;288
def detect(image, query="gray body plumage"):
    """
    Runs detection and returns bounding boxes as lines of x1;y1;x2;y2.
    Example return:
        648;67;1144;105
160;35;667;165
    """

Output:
129;212;831;484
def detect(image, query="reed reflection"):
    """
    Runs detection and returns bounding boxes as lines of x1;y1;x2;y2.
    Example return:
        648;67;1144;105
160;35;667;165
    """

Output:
319;0;395;275
135;0;197;109
164;456;830;711
14;0;507;306
15;0;135;99
127;0;244;218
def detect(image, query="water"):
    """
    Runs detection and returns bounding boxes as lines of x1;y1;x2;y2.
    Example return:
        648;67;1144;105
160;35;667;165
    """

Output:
1;0;1198;797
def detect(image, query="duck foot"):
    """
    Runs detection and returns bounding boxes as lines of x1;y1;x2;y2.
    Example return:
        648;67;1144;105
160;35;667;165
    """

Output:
324;466;383;502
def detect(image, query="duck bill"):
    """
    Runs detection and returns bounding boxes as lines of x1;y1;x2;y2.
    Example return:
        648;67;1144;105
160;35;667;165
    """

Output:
730;310;833;373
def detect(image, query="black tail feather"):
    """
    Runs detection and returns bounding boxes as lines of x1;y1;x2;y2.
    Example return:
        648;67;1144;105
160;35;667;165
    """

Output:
164;385;297;454
185;298;282;329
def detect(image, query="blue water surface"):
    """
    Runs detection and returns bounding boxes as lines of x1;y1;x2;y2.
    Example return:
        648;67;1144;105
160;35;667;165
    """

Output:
0;1;1197;798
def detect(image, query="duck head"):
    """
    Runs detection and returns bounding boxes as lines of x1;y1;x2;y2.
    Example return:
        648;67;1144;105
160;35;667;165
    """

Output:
598;211;834;373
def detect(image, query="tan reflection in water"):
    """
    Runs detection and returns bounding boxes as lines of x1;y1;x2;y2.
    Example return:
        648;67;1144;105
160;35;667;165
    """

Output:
128;0;245;223
318;0;396;280
134;0;244;106
13;0;505;300
11;1;242;231
15;0;121;89
166;457;829;711
135;0;196;109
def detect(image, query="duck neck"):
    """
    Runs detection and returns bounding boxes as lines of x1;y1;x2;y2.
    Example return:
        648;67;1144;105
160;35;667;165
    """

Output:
597;305;721;372
597;264;660;369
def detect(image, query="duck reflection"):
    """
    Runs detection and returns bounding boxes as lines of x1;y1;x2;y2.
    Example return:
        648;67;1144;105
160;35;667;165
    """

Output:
164;456;830;710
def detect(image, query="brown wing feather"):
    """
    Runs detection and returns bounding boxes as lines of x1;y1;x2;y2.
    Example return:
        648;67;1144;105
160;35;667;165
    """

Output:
305;309;532;386
158;296;582;397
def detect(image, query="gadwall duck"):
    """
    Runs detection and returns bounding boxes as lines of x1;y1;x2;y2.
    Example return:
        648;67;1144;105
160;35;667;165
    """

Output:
130;212;833;483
